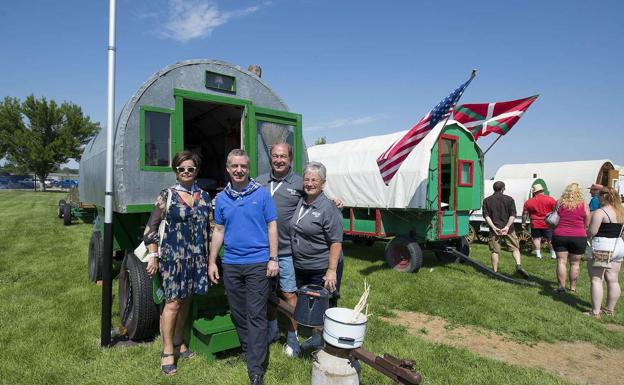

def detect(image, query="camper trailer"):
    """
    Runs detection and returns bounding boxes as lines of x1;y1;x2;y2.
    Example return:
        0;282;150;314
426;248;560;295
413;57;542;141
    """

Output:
308;120;483;272
80;60;303;340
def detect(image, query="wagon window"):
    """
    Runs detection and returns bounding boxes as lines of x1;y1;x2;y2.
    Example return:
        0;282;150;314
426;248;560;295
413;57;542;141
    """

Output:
142;109;172;168
205;71;236;93
458;160;474;187
256;121;295;176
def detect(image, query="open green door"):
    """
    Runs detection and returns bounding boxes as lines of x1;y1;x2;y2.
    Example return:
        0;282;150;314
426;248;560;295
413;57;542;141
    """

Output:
248;106;303;177
437;134;458;239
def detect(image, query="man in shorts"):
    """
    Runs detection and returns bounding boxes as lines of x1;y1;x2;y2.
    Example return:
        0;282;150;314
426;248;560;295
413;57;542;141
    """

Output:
483;181;529;278
522;183;557;259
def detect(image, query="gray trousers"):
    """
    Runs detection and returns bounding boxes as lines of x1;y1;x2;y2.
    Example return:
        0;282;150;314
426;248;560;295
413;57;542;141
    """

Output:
223;262;269;377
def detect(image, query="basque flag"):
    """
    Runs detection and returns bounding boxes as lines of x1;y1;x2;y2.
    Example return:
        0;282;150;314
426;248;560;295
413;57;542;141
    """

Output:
453;95;538;140
376;72;475;185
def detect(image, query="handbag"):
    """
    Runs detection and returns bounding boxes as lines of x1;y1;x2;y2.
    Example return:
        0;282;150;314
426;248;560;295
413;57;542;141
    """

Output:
545;201;560;227
591;224;624;269
134;189;172;262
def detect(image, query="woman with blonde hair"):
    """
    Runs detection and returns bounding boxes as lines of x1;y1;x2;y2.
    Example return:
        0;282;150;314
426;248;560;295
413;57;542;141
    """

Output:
552;183;590;292
586;186;624;317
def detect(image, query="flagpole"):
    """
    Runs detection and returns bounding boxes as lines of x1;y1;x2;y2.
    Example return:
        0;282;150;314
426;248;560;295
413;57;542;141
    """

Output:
482;134;503;156
439;69;477;130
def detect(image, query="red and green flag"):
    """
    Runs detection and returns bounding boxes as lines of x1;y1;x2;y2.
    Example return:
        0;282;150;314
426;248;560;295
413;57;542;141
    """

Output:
453;95;538;140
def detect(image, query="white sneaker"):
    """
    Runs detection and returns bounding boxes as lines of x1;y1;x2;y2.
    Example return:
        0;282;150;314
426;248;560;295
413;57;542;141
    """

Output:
551;252;557;259
283;341;301;357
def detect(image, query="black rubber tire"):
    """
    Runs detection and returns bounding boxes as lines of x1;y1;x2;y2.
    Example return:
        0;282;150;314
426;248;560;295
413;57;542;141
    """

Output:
87;231;102;282
118;253;159;341
384;235;423;273
57;199;66;218
63;204;71;226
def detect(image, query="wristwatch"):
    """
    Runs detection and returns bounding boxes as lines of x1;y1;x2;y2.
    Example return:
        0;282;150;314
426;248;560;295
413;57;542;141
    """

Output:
268;256;279;262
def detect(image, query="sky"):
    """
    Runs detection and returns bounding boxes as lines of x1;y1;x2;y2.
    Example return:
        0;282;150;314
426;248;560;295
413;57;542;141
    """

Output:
1;0;622;177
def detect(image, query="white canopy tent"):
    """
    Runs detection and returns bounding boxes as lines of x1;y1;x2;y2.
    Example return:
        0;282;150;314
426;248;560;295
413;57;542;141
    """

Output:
494;159;616;203
307;120;471;209
473;178;540;218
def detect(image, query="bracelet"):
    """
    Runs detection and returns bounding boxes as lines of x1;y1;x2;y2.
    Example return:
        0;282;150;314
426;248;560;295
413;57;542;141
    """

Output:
148;252;159;259
268;256;278;262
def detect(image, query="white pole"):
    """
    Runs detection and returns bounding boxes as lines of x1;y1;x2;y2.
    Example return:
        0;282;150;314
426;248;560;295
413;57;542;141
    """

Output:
101;0;116;347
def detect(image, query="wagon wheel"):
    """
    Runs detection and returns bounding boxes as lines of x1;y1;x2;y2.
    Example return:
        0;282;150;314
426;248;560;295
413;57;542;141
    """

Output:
384;235;423;273
87;231;103;282
57;199;66;218
118;253;159;340
63;203;72;226
476;231;490;243
517;230;533;253
466;224;476;244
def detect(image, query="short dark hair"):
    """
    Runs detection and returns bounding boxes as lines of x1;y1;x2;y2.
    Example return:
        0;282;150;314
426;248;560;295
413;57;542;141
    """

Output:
271;142;293;159
172;150;201;171
493;181;505;192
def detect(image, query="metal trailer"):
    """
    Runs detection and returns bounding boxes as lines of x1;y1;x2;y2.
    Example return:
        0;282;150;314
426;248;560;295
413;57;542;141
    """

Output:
80;59;304;343
468;178;549;250
308;121;484;273
56;188;97;226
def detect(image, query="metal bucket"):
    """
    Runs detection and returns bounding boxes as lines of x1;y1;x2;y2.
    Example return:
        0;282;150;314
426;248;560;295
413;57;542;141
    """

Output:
294;285;330;327
323;307;368;349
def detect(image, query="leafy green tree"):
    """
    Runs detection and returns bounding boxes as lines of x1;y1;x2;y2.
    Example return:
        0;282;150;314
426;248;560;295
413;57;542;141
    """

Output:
0;95;100;190
314;136;327;145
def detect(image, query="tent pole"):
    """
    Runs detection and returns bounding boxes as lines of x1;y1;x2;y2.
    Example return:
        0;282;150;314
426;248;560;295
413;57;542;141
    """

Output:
101;0;116;348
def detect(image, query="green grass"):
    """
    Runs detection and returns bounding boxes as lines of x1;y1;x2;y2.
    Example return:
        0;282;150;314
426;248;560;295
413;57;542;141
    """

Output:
0;190;620;384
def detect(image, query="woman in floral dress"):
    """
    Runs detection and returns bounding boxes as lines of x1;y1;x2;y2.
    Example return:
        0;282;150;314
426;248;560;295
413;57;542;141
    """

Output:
144;151;210;375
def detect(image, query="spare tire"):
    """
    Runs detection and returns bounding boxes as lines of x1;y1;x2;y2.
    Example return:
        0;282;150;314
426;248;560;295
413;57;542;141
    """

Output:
57;199;66;218
63;203;71;226
118;253;159;340
87;231;102;282
384;235;423;273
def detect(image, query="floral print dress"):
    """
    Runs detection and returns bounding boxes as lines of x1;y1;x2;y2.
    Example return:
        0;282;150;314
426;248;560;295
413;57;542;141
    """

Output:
144;185;210;300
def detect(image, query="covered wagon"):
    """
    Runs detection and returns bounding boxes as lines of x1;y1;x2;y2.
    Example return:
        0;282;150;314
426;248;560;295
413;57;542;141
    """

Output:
308;120;483;272
80;59;304;341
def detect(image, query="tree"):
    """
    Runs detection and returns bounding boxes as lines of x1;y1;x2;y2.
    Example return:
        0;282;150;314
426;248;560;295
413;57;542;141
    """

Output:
0;95;100;190
314;136;327;145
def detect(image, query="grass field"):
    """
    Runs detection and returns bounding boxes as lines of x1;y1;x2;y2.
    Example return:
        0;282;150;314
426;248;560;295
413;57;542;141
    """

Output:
1;190;622;385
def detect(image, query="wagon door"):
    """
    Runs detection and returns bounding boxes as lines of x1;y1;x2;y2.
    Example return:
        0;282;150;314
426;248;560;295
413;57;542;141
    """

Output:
248;106;303;177
437;134;458;238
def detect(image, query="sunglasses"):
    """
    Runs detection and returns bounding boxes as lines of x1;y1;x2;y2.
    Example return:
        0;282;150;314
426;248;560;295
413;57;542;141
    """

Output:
176;166;196;173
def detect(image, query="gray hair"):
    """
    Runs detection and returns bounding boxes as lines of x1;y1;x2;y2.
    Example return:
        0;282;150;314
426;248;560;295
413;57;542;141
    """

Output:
270;142;293;159
226;149;250;167
303;161;327;181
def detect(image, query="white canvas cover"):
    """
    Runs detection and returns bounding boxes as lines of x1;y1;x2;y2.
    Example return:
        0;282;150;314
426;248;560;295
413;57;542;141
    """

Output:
307;120;461;209
472;178;538;219
494;159;614;203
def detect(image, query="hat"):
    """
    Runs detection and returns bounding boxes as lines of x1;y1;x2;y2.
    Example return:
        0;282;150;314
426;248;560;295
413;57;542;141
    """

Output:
589;183;603;190
532;184;544;193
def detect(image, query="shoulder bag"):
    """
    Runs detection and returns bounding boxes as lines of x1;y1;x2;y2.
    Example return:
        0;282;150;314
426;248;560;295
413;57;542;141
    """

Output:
545;201;560;228
134;189;173;262
591;217;624;269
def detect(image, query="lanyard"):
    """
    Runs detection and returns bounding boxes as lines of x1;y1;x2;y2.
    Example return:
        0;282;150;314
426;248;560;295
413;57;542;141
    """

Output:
296;205;312;225
270;181;283;197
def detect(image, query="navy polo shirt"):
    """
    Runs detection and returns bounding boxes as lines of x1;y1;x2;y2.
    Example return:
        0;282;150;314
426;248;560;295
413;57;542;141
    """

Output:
290;192;344;270
214;184;278;265
256;168;304;256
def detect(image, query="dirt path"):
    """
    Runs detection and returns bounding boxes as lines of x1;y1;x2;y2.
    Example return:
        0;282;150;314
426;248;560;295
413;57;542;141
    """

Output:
384;311;624;385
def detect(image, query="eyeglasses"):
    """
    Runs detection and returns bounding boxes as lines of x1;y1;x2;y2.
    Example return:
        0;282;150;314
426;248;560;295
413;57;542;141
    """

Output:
176;166;196;173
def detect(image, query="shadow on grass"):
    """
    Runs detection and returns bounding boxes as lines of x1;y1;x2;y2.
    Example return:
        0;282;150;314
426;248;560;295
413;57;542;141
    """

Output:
526;274;592;311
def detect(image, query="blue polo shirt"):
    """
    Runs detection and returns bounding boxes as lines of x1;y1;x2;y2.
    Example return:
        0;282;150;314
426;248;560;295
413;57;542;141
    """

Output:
589;195;600;212
214;185;278;265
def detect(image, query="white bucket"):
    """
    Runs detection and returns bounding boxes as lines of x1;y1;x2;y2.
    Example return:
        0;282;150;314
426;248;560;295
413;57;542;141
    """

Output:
323;307;368;349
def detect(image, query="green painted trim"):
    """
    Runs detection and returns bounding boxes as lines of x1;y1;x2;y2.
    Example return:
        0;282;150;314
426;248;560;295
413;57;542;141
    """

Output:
125;204;154;213
205;70;236;94
139;105;174;172
173;88;251;107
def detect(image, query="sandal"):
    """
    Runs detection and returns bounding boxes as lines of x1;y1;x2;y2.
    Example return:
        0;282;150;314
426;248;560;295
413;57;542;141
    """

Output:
583;311;601;319
175;344;196;359
602;308;615;316
161;352;177;375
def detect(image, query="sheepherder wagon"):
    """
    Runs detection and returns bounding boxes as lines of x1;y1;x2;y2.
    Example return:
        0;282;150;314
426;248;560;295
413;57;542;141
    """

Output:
308;120;483;273
80;59;304;341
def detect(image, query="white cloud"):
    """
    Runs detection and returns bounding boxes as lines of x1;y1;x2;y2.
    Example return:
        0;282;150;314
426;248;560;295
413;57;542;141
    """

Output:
306;115;381;132
160;0;269;42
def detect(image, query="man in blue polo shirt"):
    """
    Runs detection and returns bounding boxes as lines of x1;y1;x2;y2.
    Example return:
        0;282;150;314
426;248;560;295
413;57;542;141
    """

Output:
208;149;278;385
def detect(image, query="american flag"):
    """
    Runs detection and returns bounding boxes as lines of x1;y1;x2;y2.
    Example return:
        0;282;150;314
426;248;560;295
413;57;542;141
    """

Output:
376;72;475;185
